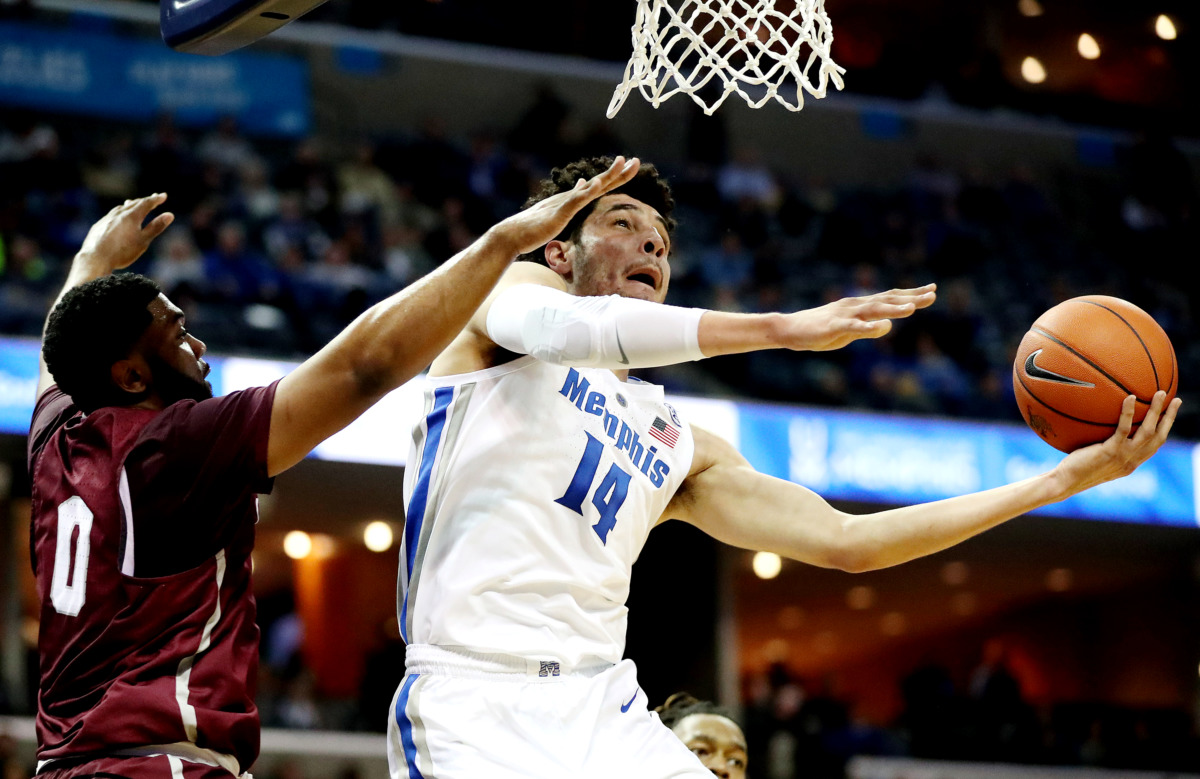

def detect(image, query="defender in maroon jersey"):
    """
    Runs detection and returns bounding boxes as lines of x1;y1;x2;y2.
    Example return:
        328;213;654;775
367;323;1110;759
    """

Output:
26;161;644;779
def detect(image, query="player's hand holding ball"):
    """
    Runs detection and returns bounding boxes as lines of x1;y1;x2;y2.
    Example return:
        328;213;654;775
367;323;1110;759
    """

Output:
1013;295;1178;452
1012;295;1182;497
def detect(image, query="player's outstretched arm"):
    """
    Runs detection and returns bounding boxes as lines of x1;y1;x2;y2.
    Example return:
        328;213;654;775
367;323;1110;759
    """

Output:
472;277;937;373
267;156;641;475
698;284;937;356
667;392;1181;573
37;194;175;397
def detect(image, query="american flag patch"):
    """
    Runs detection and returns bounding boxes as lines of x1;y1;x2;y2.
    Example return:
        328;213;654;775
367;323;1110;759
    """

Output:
649;416;680;448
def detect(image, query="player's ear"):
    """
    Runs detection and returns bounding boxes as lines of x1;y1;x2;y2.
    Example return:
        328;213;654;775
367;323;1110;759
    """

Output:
545;240;573;277
111;358;149;396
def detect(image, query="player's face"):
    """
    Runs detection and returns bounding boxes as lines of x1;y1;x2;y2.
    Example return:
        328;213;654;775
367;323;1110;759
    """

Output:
672;714;748;779
567;194;671;303
142;295;213;404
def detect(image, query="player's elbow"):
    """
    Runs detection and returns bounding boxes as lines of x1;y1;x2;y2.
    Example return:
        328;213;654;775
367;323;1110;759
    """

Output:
818;544;874;573
345;319;401;398
819;519;883;573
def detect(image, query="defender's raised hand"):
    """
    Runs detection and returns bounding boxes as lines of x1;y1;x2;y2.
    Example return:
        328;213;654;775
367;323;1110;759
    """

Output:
487;156;641;258
777;284;937;352
76;193;175;272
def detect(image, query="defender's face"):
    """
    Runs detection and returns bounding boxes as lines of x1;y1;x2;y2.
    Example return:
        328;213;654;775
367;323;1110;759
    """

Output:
142;295;212;402
566;194;671;303
672;714;748;779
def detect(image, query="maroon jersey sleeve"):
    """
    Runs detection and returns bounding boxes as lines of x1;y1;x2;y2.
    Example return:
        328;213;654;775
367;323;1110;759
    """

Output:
27;387;79;474
125;381;279;577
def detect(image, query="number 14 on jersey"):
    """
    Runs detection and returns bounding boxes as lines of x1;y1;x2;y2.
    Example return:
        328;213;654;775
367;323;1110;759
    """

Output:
555;432;632;544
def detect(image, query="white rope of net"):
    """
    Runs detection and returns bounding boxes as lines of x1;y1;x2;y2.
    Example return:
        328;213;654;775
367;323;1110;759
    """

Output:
607;0;846;117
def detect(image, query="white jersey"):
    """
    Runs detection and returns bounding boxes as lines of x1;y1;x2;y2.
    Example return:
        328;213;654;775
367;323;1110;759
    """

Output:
398;356;695;669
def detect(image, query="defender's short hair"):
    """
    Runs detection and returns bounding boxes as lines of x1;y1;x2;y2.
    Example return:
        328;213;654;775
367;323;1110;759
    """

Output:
655;692;741;731
518;156;676;265
43;274;162;412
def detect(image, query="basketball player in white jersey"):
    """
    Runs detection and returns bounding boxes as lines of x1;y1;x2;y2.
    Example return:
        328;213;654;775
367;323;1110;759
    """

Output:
389;157;1180;779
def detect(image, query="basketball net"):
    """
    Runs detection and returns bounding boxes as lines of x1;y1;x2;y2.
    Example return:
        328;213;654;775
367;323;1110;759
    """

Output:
607;0;846;118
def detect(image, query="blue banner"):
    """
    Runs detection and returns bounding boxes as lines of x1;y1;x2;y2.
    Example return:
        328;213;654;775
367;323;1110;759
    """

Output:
0;338;40;437
741;403;1197;527
0;22;309;136
2;334;1195;526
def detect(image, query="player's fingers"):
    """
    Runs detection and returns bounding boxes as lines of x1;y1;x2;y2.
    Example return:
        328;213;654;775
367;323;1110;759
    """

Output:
132;192;169;219
1112;394;1137;440
143;211;175;240
1154;397;1183;442
876;288;936;306
596;156;637;184
857;300;918;320
882;284;937;296
850;318;892;339
582;156;639;196
1137;391;1167;436
569;156;626;192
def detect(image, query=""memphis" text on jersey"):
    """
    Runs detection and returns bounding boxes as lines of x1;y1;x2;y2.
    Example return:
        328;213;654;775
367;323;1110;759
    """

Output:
559;369;672;487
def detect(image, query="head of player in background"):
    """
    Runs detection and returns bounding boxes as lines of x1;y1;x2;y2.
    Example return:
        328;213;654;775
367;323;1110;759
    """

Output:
518;156;676;304
42;273;212;413
656;692;749;779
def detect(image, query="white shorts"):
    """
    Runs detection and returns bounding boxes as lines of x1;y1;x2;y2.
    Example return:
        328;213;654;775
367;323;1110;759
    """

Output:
387;645;713;779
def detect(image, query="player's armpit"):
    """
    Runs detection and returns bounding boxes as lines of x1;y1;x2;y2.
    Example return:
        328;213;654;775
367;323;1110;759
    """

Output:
660;426;860;572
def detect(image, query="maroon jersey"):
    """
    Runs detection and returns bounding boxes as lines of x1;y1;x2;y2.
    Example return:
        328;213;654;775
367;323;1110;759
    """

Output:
27;382;278;773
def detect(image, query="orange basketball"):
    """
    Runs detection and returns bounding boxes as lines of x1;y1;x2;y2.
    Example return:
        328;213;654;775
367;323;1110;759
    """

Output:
1012;295;1177;453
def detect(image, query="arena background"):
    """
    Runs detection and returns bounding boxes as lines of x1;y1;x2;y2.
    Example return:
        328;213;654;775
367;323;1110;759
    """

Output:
2;1;1199;777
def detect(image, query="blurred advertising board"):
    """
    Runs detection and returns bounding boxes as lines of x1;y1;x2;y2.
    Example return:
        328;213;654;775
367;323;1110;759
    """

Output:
0;21;309;135
2;336;1195;526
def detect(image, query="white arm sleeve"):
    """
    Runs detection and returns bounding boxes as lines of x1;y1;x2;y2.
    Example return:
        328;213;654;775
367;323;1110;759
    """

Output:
485;283;706;369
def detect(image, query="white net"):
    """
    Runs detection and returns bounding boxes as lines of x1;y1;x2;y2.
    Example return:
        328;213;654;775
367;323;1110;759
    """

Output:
607;0;846;118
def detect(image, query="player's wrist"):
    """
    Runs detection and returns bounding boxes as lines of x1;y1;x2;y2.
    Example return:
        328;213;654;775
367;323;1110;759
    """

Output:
68;250;119;281
760;312;790;349
1040;466;1079;505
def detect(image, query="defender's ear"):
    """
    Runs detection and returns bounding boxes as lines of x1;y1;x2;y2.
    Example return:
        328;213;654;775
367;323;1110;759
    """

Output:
110;358;149;397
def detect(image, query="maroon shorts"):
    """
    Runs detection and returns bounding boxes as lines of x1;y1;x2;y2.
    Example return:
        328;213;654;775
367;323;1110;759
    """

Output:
39;755;235;779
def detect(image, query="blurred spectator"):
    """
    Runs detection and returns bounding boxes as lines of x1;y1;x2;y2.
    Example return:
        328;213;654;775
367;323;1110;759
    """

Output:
81;132;138;205
968;639;1042;763
382;224;436;287
197;115;257;174
264;193;332;264
147;230;207;300
338;141;399;227
355;618;406;732
204;221;283;304
717;147;780;208
698;232;755;300
232;158;282;229
1;728;28;779
271;669;324;730
275;138;339;230
1121;129;1196;230
0;235;55;334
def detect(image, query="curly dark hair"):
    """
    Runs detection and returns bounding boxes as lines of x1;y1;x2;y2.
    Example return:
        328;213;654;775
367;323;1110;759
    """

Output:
517;156;677;265
42;273;162;413
655;692;741;731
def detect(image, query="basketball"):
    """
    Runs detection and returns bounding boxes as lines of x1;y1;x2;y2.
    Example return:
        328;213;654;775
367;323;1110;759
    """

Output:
1012;296;1177;453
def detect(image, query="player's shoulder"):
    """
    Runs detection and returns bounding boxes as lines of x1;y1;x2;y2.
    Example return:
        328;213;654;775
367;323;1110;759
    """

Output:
145;383;278;434
499;261;567;290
